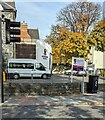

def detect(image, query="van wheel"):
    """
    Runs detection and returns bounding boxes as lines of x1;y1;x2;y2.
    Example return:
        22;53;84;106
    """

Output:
13;73;19;79
42;74;47;79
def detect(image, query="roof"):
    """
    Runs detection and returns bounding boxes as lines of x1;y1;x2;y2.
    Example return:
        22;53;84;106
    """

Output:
0;2;16;11
6;2;15;8
28;29;39;39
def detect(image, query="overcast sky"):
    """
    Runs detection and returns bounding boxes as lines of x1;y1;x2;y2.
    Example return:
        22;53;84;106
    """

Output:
14;0;104;39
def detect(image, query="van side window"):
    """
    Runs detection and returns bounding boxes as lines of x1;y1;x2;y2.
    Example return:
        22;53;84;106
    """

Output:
9;63;34;69
26;63;34;69
35;63;45;71
9;63;13;68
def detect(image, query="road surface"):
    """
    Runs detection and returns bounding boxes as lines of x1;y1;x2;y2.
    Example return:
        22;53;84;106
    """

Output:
6;74;105;84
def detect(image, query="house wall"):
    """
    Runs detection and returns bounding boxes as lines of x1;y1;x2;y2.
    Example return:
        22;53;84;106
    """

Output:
15;22;37;59
93;50;104;69
88;47;104;69
0;3;16;68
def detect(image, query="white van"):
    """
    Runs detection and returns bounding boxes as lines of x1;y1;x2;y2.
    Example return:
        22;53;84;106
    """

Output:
7;59;51;79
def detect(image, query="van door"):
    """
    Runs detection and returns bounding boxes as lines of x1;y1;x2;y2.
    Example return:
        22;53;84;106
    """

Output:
26;63;35;77
21;63;34;77
33;63;46;77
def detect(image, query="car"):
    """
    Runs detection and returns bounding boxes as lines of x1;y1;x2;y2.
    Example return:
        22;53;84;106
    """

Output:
64;69;77;75
75;70;87;76
84;68;95;75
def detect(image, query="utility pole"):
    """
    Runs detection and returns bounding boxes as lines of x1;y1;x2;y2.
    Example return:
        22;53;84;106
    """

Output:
0;17;4;103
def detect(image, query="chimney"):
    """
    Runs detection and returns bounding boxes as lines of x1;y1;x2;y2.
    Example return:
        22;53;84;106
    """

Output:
19;21;31;41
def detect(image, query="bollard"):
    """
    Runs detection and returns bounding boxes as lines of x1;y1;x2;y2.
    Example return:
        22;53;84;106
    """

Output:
3;71;6;82
31;72;33;84
31;73;33;80
81;75;84;94
68;73;71;81
9;83;12;96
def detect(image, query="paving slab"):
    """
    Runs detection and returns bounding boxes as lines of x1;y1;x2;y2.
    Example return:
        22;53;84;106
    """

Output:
2;92;104;107
1;92;105;119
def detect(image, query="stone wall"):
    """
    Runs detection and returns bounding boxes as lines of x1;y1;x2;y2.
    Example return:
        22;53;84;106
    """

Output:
4;82;105;96
1;9;16;69
4;82;80;96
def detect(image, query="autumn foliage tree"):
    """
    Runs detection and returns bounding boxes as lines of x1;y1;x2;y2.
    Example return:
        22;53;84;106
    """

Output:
46;25;90;64
88;19;105;52
45;2;102;66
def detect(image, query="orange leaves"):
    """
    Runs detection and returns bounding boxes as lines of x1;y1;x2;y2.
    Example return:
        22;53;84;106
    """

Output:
51;26;88;64
88;19;105;52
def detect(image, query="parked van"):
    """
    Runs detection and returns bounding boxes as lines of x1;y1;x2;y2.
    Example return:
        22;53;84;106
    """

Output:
7;59;51;79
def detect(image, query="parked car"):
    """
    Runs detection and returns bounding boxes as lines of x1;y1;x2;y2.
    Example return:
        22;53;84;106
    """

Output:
84;68;95;75
64;69;77;75
75;70;87;76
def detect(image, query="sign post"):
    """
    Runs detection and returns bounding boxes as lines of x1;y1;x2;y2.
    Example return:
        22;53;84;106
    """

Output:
72;57;85;93
81;74;85;94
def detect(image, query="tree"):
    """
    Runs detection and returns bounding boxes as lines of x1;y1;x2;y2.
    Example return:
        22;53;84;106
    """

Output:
88;19;105;52
57;2;101;35
47;25;89;64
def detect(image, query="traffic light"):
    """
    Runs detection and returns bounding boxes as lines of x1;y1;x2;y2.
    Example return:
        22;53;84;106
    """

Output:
5;19;21;44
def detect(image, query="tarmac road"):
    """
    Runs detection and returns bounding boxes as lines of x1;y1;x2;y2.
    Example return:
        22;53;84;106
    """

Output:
6;74;105;84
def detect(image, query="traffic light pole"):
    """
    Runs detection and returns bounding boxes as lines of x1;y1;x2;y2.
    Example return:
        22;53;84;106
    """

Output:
0;18;4;103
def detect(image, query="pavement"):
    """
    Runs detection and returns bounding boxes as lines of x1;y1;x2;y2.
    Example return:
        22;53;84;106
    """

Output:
2;92;105;106
0;92;105;119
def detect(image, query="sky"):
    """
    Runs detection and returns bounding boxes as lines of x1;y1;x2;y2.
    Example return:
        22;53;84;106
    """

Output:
13;0;105;39
15;2;69;39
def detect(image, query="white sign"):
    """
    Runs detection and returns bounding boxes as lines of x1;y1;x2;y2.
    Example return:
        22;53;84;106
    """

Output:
72;57;84;71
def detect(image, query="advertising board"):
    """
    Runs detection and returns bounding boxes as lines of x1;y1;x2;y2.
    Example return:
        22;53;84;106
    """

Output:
72;57;84;71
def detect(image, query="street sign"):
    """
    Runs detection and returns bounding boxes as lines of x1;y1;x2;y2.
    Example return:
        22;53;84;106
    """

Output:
72;57;84;71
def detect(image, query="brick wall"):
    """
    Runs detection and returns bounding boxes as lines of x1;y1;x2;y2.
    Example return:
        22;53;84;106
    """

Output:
18;23;31;41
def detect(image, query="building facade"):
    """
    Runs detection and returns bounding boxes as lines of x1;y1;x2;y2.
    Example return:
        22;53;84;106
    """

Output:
88;47;105;70
0;2;16;67
15;22;39;59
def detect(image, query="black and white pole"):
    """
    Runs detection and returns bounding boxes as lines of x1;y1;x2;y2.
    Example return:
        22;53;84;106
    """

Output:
31;70;33;83
70;67;73;83
0;18;4;103
81;74;85;94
